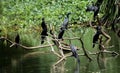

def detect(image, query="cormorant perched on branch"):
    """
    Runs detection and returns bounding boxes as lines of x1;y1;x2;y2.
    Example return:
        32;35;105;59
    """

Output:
93;26;102;48
86;0;104;20
61;12;71;30
15;34;20;48
58;12;71;39
41;18;48;44
70;44;80;64
86;5;99;20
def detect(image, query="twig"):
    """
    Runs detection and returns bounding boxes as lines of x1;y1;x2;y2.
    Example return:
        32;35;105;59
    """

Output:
78;50;119;56
53;53;71;66
63;37;80;40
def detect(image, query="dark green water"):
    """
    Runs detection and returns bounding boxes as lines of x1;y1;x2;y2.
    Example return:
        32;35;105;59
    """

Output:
0;31;120;73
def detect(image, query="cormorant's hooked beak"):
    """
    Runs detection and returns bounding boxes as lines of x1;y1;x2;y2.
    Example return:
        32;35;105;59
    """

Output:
42;17;44;21
67;12;72;15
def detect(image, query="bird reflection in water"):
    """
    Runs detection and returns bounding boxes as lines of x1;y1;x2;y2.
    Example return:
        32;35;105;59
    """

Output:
73;61;80;73
51;44;80;73
51;59;80;73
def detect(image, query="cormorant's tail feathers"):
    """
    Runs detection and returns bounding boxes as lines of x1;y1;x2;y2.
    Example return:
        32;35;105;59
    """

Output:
93;43;95;48
41;40;44;44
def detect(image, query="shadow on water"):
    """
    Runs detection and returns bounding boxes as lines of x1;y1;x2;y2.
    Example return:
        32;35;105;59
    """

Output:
0;30;120;73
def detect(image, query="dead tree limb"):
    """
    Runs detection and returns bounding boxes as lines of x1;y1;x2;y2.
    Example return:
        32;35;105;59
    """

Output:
0;36;54;50
46;37;62;57
78;50;119;56
49;31;65;57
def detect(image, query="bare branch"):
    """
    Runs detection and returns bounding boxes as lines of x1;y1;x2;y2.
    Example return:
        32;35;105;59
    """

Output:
53;53;71;66
46;37;62;57
78;50;119;56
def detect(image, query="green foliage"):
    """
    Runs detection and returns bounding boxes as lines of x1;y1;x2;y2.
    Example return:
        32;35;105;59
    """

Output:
1;0;95;28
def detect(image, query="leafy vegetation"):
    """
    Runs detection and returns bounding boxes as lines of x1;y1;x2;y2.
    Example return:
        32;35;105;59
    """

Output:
0;0;95;28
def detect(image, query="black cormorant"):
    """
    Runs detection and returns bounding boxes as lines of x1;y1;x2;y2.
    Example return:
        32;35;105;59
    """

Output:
41;18;48;32
41;18;48;44
58;12;71;39
93;26;102;48
61;12;71;30
86;5;99;20
15;34;20;48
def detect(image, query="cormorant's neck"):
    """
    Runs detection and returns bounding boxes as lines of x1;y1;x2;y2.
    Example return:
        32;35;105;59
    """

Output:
42;18;45;22
66;13;71;18
66;14;70;18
